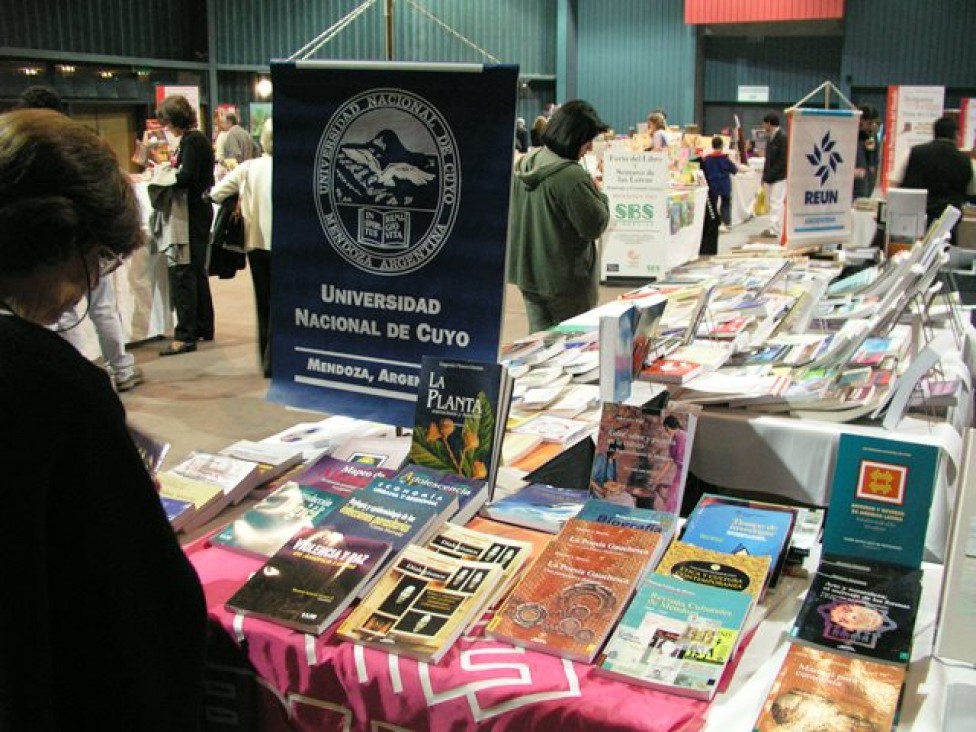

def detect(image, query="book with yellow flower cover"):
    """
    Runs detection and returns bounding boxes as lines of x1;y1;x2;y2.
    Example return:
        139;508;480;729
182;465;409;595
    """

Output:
409;356;514;499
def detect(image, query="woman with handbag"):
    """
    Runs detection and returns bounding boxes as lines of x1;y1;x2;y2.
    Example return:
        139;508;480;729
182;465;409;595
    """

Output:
156;95;216;355
209;119;274;377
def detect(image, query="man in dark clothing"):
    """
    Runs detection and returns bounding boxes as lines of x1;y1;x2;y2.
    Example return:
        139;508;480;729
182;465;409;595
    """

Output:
897;116;974;237
853;104;881;199
760;112;788;239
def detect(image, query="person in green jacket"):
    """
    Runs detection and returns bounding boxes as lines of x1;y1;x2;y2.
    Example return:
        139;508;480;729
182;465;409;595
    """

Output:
508;99;611;332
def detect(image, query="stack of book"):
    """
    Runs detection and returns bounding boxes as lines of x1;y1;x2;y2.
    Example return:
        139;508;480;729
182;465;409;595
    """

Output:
485;501;674;663
337;544;503;663
753;432;939;729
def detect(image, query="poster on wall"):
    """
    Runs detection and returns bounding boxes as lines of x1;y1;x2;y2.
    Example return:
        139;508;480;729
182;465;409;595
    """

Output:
881;85;945;191
601;151;671;280
784;108;859;247
249;102;273;139
268;61;518;427
155;85;202;132
960;98;976;150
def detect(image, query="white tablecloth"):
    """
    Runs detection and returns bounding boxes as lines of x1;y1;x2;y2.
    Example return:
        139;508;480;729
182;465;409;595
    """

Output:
686;326;976;563
730;172;761;226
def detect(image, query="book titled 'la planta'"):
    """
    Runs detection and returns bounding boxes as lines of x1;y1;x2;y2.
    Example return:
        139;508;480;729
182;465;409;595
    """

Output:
410;356;513;495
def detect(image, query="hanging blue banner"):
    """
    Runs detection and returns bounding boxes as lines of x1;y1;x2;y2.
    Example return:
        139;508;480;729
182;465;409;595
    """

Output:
268;61;518;427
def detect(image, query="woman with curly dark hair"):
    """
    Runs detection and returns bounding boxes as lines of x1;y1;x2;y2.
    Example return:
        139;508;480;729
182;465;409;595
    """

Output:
0;109;207;729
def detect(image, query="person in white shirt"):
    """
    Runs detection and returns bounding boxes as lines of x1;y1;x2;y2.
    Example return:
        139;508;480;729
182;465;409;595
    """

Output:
209;118;274;376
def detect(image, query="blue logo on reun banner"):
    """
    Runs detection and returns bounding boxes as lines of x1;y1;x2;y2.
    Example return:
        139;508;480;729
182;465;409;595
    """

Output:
804;130;843;205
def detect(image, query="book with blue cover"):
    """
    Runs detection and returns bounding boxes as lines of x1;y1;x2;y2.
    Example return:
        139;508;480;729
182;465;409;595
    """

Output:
597;573;753;700
599;302;637;404
821;433;939;569
480;482;589;534
321;476;459;596
681;494;797;591
210;482;343;558
394;463;491;525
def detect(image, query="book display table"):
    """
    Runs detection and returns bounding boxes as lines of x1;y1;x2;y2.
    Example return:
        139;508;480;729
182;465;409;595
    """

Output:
187;534;708;732
683;323;975;564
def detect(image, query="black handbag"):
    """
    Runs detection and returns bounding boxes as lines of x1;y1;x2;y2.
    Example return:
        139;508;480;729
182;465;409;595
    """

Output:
209;194;247;278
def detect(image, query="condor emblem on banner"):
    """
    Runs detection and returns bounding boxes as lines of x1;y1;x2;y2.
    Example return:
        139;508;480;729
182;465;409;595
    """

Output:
314;88;461;276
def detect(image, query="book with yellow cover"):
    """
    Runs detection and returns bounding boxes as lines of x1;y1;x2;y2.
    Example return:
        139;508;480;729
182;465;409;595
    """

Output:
337;545;502;663
656;540;771;602
752;644;905;731
485;517;660;663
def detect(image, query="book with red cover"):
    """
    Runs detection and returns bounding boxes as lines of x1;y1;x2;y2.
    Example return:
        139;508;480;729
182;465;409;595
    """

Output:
485;516;662;662
294;454;396;498
642;358;704;385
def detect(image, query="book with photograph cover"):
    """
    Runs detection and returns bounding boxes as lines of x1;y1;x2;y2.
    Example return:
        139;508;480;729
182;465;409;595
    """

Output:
752;644;905;732
821;433;940;569
480;482;589;534
337;545;502;663
486;517;663;663
210;482;344;559
225;527;392;635
410;356;513;493
596;573;753;700
423;521;534;611
789;554;922;665
589;403;697;516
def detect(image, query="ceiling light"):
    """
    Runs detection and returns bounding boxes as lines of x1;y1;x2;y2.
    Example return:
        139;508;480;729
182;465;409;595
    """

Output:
255;78;273;99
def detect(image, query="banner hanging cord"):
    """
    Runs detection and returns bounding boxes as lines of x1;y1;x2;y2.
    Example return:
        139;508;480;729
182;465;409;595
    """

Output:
288;0;378;61
403;0;500;64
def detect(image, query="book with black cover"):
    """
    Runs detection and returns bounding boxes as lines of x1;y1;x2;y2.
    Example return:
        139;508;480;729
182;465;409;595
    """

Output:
789;553;922;665
522;436;595;493
225;527;392;635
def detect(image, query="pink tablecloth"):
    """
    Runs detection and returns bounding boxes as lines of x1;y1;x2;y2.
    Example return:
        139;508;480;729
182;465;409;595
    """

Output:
187;538;708;732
